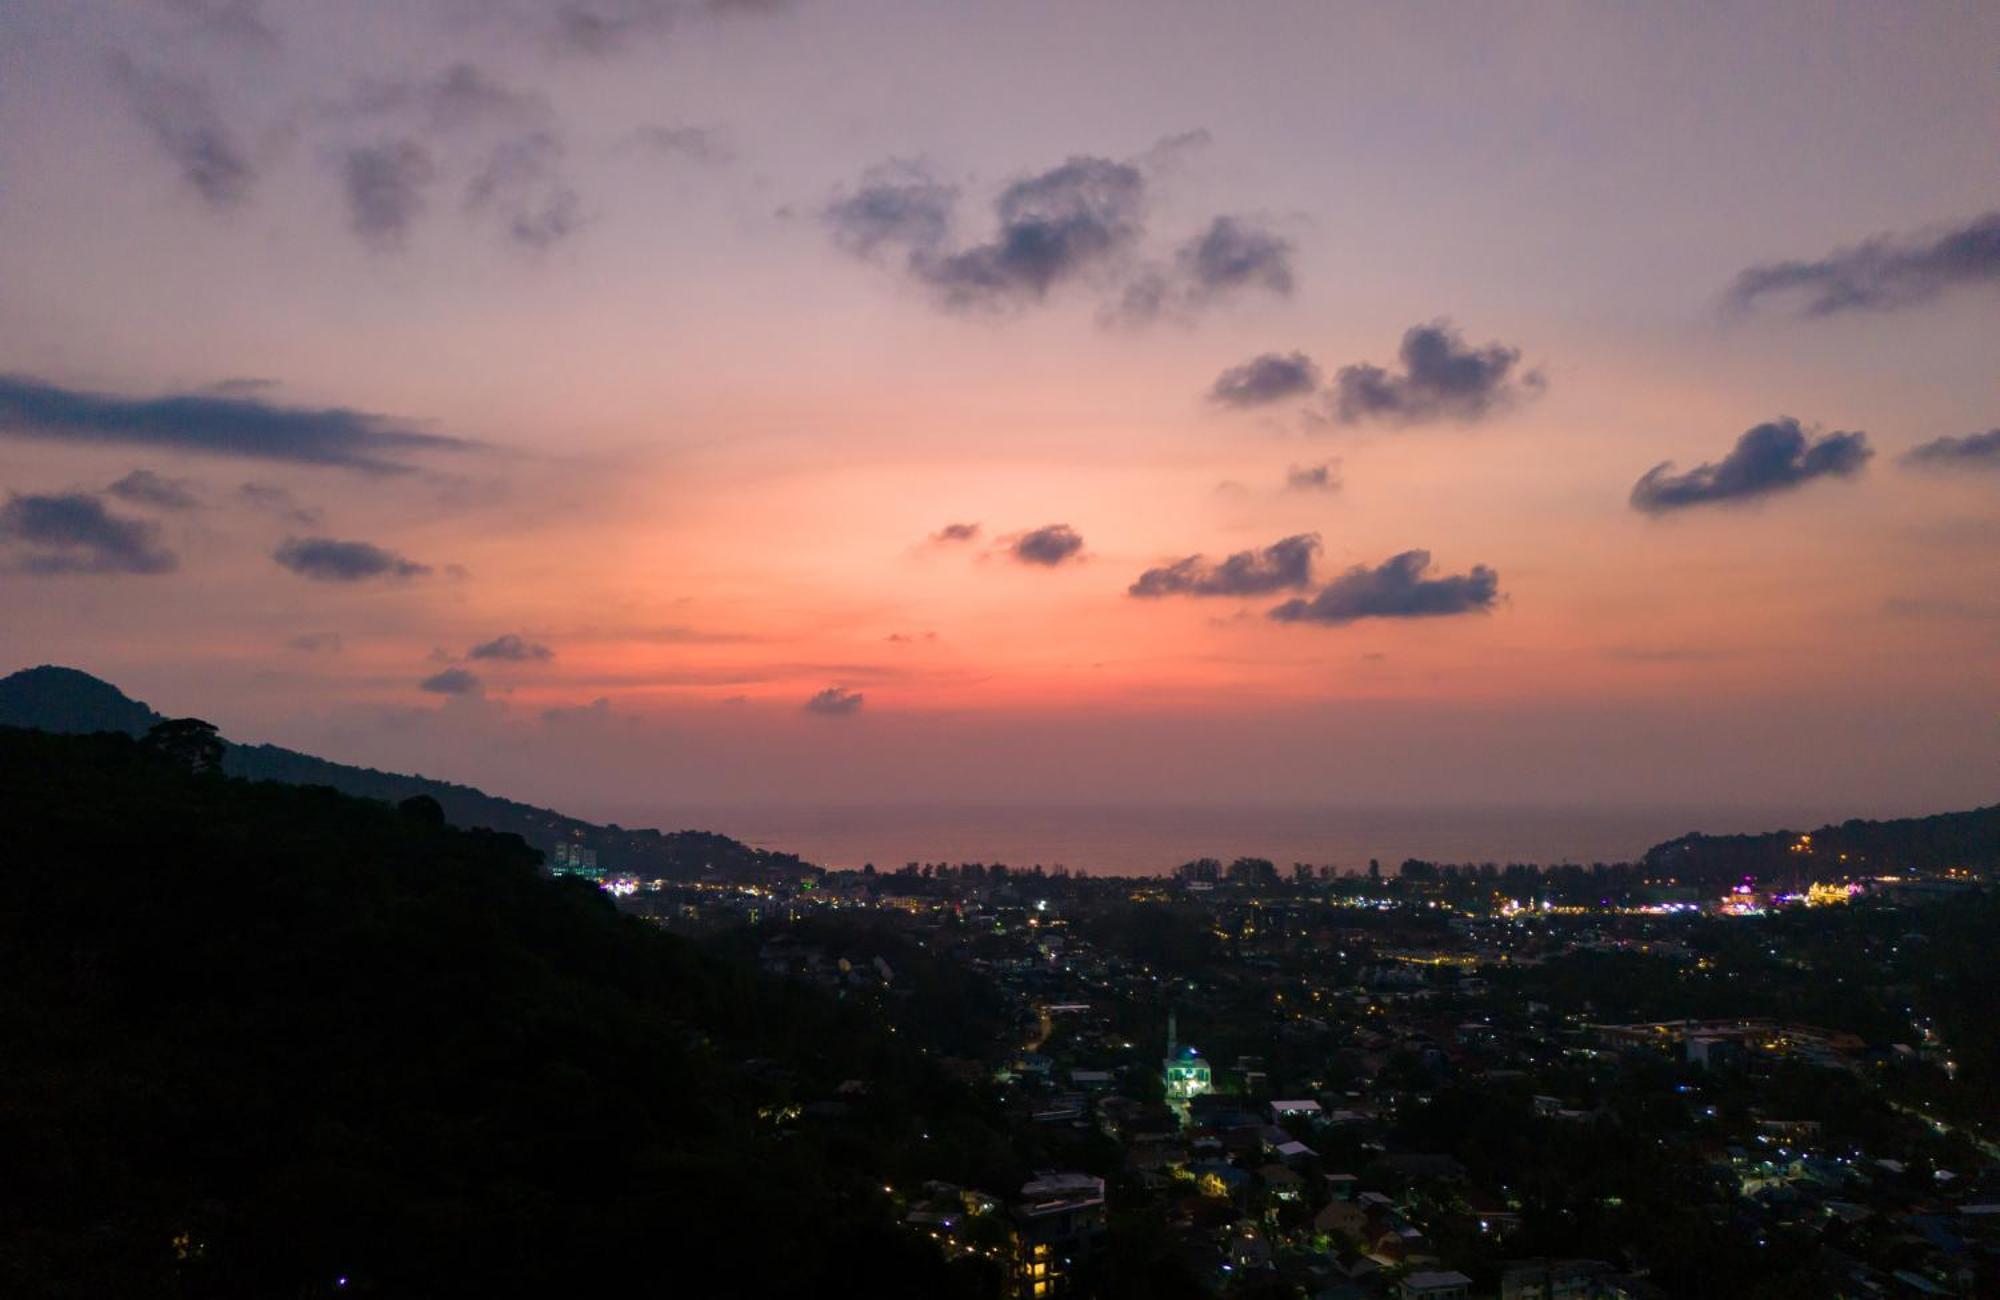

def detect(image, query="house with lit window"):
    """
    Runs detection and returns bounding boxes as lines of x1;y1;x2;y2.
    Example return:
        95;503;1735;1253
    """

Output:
1013;1171;1105;1298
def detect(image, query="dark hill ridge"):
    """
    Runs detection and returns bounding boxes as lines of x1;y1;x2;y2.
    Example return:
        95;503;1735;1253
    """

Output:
0;665;816;884
0;725;998;1297
1644;803;2000;880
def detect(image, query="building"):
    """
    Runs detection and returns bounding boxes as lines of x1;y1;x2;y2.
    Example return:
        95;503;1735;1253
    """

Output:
1400;1271;1474;1300
1163;1010;1212;1101
1014;1172;1106;1298
548;841;604;881
1500;1258;1613;1300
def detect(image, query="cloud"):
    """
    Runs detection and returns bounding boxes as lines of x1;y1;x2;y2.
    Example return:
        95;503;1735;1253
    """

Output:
106;469;200;511
544;0;680;56
286;631;343;652
273;536;431;582
419;667;482;696
166;0;280;50
822;160;958;257
1629;418;1872;513
466;132;583;251
804;685;864;716
0;492;178;575
0;373;471;473
1130;533;1320;598
1902;428;2000;471
109;54;254;208
468;633;554;662
1727;212;2000;317
827;152;1297;321
237;481;320;525
1117;216;1295;323
1208;352;1320;408
1010;524;1085;567
825;155;1145;310
1178;216;1295;299
421;63;545;132
919;156;1147;310
1329;321;1543;425
204;377;277;398
1135;128;1212;173
930;521;981;544
627;124;733;166
336;65;579;252
1285;462;1341;493
342;140;435;250
1268;549;1499;625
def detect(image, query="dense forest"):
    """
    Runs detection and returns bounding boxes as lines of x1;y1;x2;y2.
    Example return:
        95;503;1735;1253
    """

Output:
0;725;1002;1298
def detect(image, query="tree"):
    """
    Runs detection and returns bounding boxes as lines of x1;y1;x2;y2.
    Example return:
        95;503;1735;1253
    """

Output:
397;794;446;827
140;717;224;775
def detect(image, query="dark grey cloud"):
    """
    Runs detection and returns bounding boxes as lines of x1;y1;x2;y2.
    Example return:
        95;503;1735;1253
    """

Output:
825;156;1144;311
109;54;254;208
918;156;1146;309
931;521;981;543
273;536;430;582
1010;524;1085;567
1902;428;2000;471
0;373;471;473
106;469;200;511
1208;352;1320;408
1116;216;1295;323
1630;418;1872;513
822;161;958;258
627;124;733;166
1178;216;1295;299
804;685;864;716
1130;533;1319;598
466;132;583;250
419;667;482;696
0;492;178;576
1285;461;1341;493
1269;549;1498;625
1330;321;1543;425
828;153;1298;320
468;633;554;662
286;631;343;653
342;140;435;250
1727;212;2000;317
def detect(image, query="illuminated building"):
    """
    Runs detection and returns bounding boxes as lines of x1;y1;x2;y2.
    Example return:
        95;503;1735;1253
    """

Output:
1012;1172;1105;1298
548;841;604;881
1162;1010;1211;1101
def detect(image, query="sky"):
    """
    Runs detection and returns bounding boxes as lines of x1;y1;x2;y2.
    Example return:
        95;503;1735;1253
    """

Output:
0;0;1996;825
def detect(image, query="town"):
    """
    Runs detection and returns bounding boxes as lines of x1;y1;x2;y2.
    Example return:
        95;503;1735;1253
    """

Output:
584;853;1996;1298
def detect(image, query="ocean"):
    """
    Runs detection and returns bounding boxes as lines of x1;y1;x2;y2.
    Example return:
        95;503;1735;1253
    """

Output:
616;802;1831;877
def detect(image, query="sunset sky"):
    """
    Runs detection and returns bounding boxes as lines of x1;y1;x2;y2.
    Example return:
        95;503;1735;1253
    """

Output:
1;1;1996;822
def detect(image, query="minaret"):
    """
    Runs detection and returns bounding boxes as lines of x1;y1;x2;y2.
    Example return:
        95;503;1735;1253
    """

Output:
1167;1008;1178;1060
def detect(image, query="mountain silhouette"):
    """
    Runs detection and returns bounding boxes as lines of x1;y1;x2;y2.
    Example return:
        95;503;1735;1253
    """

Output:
0;664;817;883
